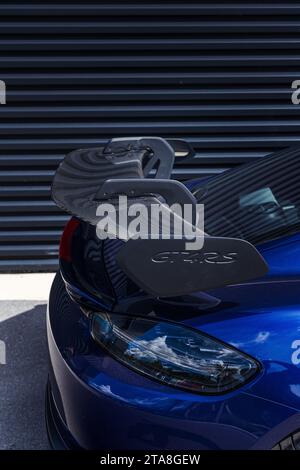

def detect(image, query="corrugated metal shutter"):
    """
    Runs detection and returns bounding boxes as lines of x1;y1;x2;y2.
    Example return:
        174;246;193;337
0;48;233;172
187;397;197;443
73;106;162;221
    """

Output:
0;0;299;272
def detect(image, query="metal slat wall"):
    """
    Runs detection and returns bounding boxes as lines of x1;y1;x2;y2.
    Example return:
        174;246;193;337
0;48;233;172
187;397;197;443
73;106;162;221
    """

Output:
0;0;300;271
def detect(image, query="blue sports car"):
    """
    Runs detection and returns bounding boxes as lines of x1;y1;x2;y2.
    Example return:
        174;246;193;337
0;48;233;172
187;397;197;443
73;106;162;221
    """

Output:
46;137;300;450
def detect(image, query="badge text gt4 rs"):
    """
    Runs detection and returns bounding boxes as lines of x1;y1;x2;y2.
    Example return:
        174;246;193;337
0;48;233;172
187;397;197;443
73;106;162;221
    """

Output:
152;251;237;265
116;237;268;297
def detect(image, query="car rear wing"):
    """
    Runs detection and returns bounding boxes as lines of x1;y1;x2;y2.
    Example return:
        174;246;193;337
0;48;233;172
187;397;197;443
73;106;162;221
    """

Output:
52;137;268;297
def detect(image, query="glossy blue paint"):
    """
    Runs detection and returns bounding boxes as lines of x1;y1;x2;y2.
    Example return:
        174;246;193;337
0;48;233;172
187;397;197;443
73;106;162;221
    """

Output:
259;232;300;278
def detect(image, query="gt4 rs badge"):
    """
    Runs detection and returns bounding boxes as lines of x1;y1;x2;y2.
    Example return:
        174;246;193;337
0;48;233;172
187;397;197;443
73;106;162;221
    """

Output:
151;251;238;264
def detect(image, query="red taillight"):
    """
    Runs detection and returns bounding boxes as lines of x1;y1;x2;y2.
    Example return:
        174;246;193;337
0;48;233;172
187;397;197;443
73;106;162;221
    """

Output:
59;218;80;262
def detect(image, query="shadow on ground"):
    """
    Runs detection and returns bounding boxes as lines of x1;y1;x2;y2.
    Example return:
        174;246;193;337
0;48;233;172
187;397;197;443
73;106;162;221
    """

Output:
0;301;50;449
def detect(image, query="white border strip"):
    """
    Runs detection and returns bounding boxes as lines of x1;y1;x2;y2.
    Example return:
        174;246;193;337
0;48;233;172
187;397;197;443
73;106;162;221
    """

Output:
0;273;55;301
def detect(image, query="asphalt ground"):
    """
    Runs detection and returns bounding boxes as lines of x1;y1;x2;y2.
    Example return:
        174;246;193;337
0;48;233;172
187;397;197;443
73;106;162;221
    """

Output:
0;300;50;449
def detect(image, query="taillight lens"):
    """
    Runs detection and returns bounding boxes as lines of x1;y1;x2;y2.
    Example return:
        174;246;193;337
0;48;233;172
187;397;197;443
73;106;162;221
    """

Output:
91;313;260;395
59;218;80;262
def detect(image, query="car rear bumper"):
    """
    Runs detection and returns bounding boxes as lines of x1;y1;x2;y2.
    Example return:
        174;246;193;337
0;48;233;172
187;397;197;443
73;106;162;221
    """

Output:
47;272;300;450
45;379;82;450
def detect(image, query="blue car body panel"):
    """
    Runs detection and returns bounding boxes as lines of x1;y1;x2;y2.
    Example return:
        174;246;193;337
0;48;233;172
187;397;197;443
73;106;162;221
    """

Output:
47;226;300;449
